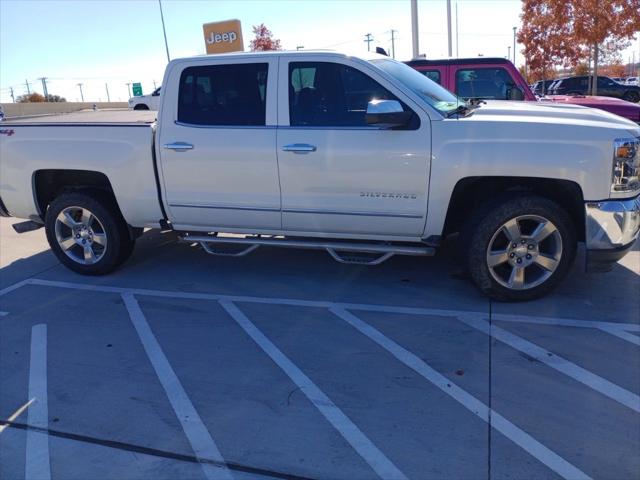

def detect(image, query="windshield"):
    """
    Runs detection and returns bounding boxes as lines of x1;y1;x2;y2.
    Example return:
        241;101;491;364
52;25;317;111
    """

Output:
371;58;464;115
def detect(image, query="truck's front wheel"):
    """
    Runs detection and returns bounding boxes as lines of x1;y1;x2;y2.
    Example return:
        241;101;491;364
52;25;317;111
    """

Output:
45;192;134;275
464;195;576;301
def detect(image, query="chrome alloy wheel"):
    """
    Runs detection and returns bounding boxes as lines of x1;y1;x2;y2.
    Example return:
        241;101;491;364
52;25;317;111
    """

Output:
486;215;563;290
54;206;107;265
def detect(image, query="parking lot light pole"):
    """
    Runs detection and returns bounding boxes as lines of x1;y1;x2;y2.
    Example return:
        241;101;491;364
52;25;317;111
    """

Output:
411;0;419;59
158;0;171;63
77;83;84;102
513;26;517;64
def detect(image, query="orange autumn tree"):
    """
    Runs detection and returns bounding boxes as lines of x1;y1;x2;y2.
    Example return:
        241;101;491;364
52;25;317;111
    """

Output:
517;1;579;87
249;24;282;51
518;0;640;94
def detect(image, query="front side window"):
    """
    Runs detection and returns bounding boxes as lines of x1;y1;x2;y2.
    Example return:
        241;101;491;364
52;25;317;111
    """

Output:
178;63;268;126
455;67;517;100
288;62;411;127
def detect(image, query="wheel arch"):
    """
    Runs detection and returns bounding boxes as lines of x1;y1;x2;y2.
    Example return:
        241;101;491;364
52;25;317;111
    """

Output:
443;176;585;242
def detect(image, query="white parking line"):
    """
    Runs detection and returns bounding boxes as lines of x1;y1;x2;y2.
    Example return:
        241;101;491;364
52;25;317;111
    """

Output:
0;399;34;434
16;278;640;332
122;293;233;480
26;324;51;480
0;279;30;297
219;300;408;480
457;315;640;413
0;311;8;316
330;307;591;480
597;326;640;346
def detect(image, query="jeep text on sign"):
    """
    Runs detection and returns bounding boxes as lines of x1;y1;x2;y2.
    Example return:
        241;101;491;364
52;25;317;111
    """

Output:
203;19;244;54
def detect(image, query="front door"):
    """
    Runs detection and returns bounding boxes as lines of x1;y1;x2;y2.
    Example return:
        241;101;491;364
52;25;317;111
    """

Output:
158;59;281;231
276;57;431;238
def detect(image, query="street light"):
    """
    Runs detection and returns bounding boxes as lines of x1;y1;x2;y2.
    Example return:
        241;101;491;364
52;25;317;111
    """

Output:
158;0;171;62
513;26;517;64
126;83;131;98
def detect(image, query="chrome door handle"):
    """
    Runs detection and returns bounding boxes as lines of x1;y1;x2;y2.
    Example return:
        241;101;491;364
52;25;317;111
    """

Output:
163;142;193;151
282;143;317;154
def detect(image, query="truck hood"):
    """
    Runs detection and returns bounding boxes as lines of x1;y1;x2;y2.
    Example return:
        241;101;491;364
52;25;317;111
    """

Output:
468;100;640;131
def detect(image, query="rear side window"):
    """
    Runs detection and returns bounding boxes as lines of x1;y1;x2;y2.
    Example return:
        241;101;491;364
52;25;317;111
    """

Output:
289;61;412;127
455;67;516;100
178;63;268;126
420;70;441;84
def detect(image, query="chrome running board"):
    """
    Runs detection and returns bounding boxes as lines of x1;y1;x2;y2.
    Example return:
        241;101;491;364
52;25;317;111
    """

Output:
181;234;434;265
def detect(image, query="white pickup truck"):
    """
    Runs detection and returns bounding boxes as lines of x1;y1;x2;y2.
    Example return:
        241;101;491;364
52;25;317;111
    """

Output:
1;51;639;300
128;87;161;110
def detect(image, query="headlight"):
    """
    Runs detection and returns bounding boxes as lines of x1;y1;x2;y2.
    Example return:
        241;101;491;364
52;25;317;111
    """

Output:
612;137;640;193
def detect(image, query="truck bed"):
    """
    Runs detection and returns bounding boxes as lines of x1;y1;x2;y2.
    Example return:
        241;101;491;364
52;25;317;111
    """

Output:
3;109;156;125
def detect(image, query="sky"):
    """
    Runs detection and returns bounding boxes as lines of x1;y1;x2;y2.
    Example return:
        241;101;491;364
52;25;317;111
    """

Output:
1;0;639;103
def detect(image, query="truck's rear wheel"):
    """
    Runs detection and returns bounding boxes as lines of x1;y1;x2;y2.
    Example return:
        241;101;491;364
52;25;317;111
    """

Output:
463;195;576;301
45;192;134;275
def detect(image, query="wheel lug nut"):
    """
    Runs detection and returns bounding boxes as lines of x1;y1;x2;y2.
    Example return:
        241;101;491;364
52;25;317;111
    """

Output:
521;239;526;244
528;244;534;250
509;253;515;258
526;254;532;259
82;239;86;244
511;243;517;248
516;258;522;264
76;234;80;239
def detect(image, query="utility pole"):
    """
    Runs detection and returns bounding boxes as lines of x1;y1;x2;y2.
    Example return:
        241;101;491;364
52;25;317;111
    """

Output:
411;0;419;59
105;83;111;102
77;83;84;102
158;0;171;63
364;33;373;52
126;83;131;98
9;87;15;102
25;79;31;95
447;0;452;57
455;1;459;58
390;30;397;58
38;77;48;101
513;26;517;64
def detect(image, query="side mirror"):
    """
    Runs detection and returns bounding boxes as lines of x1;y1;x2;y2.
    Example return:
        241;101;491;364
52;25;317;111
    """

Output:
365;100;412;128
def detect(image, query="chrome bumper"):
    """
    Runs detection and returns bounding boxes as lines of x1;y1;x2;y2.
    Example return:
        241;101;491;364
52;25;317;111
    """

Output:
585;195;640;271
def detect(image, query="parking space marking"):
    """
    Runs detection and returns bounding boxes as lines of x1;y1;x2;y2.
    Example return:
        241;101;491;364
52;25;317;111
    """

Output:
17;278;639;333
219;300;409;480
0;311;8;316
457;315;640;413
26;324;51;480
330;307;591;480
597;326;640;346
122;294;233;480
0;398;34;434
0;279;31;297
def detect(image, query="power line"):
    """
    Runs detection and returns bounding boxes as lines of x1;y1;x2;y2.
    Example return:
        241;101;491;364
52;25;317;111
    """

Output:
364;33;374;52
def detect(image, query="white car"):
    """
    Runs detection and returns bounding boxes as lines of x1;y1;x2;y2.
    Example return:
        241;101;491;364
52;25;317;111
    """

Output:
128;87;161;110
626;77;639;86
1;51;639;300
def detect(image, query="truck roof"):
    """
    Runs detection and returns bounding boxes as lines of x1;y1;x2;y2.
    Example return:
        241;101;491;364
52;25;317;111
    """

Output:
405;57;514;66
168;49;387;64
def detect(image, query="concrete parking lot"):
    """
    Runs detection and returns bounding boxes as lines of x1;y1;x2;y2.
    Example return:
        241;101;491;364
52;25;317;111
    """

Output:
1;217;638;480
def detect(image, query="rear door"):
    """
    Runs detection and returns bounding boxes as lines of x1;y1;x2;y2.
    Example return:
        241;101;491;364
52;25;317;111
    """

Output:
157;58;281;231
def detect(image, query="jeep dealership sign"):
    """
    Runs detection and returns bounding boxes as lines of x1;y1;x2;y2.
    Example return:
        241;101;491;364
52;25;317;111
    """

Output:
203;19;244;54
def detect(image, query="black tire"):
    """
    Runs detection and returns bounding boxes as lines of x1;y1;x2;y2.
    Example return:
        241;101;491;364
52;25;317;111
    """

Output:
623;91;640;103
45;191;134;275
462;195;577;301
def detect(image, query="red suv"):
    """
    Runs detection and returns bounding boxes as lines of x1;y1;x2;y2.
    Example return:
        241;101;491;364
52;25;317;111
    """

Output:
406;57;640;123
